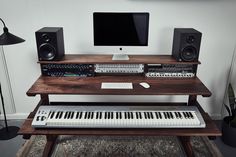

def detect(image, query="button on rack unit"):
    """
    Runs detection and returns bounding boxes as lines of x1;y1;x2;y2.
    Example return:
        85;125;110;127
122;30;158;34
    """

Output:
41;64;94;77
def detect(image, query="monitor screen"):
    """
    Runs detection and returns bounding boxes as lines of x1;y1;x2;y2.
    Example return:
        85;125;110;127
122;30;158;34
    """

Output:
93;12;149;46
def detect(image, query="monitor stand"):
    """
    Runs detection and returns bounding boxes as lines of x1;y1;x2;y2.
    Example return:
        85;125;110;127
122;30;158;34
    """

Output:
112;54;129;60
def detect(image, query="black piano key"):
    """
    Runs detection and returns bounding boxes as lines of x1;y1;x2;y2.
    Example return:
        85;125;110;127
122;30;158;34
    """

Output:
111;112;113;119
65;112;68;119
64;112;68;119
70;112;73;119
86;112;89;119
125;112;127;119
48;111;52;117
189;112;194;119
99;112;102;119
184;112;188;118
185;112;190;118
169;112;173;119
150;112;154;119
186;112;190;118
76;112;79;119
96;112;99;119
84;112;88;119
91;112;94;119
182;112;186;118
54;112;57;119
116;112;118;119
183;112;187;118
174;112;178;118
105;112;107;119
159;112;162;119
155;112;158;119
119;112;122;119
89;112;91;119
48;111;51;118
164;112;167;119
167;112;170;119
79;112;83;119
136;112;139;119
68;112;71;119
147;112;150;119
144;112;147;119
187;112;193;119
108;112;110;119
139;112;142;119
178;112;182;119
58;111;63;119
54;111;58;119
127;112;130;119
50;111;55;119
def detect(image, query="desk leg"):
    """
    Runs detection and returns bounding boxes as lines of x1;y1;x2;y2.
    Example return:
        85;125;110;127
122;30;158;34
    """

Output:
42;135;57;157
179;136;195;157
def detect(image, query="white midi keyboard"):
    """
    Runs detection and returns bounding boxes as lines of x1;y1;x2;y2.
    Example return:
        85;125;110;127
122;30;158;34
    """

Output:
32;105;206;128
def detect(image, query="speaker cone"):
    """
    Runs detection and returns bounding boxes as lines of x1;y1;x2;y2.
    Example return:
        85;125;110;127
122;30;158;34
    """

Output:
180;46;197;61
39;43;56;60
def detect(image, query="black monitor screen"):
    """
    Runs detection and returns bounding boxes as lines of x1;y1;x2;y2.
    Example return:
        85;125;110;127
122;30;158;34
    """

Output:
93;12;149;46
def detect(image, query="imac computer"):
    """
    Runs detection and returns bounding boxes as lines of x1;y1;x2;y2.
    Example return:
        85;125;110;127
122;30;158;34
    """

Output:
93;12;149;60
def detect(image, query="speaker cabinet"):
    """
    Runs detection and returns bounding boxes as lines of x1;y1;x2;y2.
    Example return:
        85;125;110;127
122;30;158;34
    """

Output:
36;27;65;61
172;28;202;62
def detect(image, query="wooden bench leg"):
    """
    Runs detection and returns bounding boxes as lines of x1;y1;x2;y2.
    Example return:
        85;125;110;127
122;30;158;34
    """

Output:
42;135;57;157
179;136;195;157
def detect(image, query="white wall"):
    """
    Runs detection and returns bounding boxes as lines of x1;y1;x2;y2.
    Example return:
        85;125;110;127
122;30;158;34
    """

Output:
0;0;236;119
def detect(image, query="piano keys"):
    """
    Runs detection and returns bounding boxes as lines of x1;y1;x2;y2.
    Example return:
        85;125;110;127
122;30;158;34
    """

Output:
32;105;206;128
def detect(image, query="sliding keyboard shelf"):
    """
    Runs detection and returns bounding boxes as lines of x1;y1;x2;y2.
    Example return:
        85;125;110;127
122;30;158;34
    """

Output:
27;76;211;97
18;102;221;137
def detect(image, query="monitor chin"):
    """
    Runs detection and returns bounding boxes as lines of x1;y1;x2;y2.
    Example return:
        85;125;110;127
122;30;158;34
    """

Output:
112;53;129;60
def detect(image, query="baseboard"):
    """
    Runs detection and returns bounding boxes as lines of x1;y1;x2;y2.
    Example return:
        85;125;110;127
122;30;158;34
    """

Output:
0;113;28;120
209;114;222;120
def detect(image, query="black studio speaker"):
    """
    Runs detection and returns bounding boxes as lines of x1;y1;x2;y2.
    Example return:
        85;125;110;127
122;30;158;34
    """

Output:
172;28;202;62
36;27;65;61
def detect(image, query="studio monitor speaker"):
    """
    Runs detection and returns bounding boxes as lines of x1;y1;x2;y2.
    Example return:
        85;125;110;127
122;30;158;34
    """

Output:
36;27;65;61
172;28;202;62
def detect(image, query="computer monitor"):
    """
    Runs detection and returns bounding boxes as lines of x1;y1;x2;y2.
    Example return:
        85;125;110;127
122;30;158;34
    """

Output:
93;12;149;60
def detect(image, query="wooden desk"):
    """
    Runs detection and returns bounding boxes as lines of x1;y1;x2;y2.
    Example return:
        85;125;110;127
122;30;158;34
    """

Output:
19;55;221;157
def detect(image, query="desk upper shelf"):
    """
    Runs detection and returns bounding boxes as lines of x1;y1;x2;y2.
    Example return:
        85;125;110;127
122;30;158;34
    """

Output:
27;76;211;96
38;54;201;64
